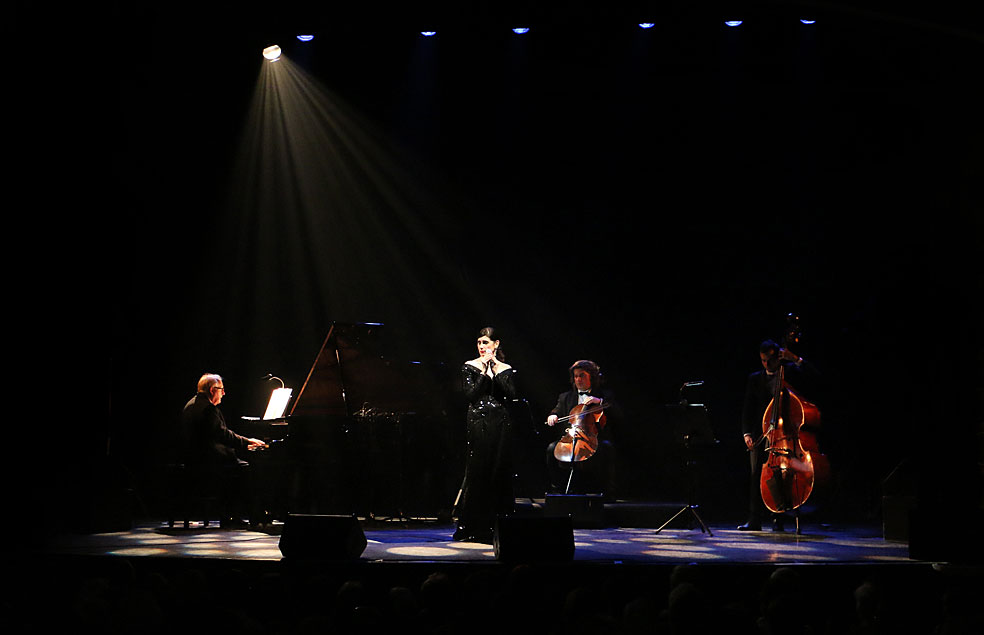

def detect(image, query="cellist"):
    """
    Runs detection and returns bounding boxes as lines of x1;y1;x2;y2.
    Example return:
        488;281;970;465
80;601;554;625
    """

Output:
738;340;821;532
544;360;621;498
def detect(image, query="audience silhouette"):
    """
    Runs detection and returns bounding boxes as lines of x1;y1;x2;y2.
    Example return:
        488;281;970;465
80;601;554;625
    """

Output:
9;556;982;634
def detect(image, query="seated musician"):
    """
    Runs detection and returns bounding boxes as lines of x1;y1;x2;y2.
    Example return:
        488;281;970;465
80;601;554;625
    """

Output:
544;360;621;498
180;373;267;528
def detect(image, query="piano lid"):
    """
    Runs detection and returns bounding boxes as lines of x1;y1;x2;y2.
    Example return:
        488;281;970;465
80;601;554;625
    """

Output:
289;322;453;418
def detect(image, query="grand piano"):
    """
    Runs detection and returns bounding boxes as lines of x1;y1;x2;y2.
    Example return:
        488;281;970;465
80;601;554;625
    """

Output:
235;322;462;521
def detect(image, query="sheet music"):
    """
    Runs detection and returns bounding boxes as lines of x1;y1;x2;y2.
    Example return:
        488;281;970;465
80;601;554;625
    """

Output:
263;388;293;420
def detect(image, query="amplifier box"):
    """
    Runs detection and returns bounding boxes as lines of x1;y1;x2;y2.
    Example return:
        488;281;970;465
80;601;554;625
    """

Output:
544;494;606;528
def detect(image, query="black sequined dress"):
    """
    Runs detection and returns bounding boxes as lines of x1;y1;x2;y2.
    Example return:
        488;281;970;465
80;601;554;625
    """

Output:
453;363;517;542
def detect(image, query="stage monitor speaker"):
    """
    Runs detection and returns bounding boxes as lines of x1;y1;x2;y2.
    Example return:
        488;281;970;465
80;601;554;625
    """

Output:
494;515;574;562
545;494;606;528
882;495;915;541
908;508;983;564
279;514;367;560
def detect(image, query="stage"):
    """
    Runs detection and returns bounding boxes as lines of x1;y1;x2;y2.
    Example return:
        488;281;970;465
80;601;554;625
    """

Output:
45;518;909;565
21;499;984;634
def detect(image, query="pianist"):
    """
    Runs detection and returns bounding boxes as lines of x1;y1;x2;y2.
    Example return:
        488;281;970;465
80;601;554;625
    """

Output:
181;373;267;527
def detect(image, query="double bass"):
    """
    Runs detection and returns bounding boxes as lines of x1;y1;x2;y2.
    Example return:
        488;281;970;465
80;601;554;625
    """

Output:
758;315;827;518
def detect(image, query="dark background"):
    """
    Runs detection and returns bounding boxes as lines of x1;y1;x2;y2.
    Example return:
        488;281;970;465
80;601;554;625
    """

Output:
16;2;981;533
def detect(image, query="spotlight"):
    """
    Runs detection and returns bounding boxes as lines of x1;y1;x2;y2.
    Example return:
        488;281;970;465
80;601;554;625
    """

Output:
512;27;530;34
420;31;437;37
297;35;315;41
724;20;743;27
262;44;282;61
638;23;655;29
800;19;816;25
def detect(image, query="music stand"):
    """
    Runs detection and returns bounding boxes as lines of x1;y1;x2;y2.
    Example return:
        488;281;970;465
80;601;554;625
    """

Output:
654;389;717;536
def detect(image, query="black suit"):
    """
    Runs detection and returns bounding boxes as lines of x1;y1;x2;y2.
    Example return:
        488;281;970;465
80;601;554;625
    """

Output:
181;392;251;467
546;388;620;496
180;392;254;522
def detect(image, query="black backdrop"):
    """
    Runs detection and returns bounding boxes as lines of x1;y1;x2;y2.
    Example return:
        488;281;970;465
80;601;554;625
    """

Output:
19;3;981;532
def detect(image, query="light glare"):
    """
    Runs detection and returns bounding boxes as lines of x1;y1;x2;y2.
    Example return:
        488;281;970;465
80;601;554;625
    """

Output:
420;31;437;37
262;45;282;61
297;35;314;41
512;27;530;34
725;20;743;27
639;23;655;29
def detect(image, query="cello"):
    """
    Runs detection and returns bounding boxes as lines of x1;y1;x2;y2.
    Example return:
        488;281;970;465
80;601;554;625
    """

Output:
552;402;609;463
552;401;609;495
758;315;826;527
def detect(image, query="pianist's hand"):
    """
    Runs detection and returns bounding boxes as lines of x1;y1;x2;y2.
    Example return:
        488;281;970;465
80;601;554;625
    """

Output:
246;437;269;451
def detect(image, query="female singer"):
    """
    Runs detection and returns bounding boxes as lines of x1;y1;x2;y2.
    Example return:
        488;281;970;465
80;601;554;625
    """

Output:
452;327;518;543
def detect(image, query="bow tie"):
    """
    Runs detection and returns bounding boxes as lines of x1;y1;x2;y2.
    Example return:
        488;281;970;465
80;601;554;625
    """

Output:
578;391;591;395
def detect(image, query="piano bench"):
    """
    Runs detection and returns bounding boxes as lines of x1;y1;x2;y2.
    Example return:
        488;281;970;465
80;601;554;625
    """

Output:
162;463;221;529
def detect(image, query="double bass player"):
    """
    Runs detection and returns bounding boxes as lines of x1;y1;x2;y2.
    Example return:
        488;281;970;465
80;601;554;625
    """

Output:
738;339;821;531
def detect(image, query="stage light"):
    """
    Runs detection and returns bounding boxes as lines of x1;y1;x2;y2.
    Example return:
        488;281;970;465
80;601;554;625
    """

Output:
512;27;530;34
800;19;816;25
262;45;282;61
420;31;437;37
638;23;655;29
724;20;743;27
297;35;314;41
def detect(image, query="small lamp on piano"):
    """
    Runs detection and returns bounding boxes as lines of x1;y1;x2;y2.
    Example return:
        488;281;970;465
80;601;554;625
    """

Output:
262;374;293;420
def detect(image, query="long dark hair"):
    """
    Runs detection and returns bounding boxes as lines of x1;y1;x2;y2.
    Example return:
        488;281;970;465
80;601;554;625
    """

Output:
478;326;506;362
568;360;601;390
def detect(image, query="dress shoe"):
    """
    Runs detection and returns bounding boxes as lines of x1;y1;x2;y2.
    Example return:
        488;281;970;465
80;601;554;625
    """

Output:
737;521;762;531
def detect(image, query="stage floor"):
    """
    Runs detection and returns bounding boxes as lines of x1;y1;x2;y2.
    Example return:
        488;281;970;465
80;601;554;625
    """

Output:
44;519;913;565
31;512;983;635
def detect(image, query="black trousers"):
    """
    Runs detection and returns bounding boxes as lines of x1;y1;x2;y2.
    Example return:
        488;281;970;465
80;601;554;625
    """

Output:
747;445;790;523
545;440;615;496
192;460;261;522
747;444;766;522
